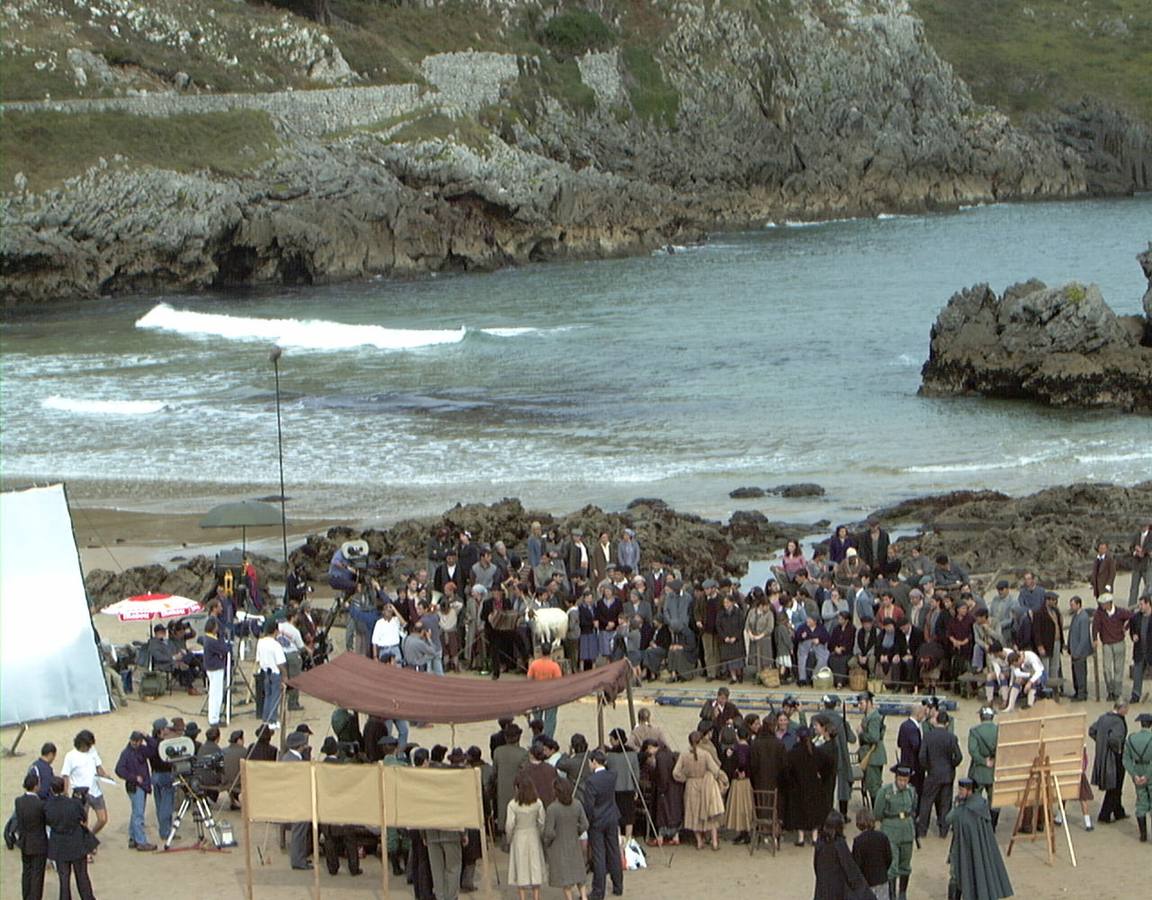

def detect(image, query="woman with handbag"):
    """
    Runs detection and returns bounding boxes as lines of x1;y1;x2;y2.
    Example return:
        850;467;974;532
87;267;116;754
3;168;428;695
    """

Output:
813;810;874;900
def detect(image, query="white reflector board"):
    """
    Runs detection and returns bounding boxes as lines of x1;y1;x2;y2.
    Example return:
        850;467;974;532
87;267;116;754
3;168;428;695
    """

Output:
1;484;110;725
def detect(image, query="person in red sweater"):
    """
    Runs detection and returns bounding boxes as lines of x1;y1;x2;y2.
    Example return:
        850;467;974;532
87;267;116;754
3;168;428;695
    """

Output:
1092;593;1132;702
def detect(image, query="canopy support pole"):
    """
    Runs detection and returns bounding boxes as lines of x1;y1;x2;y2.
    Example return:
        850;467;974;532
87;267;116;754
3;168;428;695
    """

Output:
625;675;636;730
597;695;606;749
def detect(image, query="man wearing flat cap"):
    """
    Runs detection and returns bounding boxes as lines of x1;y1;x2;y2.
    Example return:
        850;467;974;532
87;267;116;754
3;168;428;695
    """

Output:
1092;593;1132;702
945;777;1012;900
1123;712;1152;842
280;731;312;870
873;764;918;900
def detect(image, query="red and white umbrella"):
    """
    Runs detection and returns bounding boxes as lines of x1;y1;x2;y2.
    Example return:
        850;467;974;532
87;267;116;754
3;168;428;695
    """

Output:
101;593;201;622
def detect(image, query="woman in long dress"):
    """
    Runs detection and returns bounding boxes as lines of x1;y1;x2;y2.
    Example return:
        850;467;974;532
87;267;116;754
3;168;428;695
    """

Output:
744;590;775;673
721;726;755;843
784;727;834;847
505;778;547;900
543;778;589;900
673;731;728;850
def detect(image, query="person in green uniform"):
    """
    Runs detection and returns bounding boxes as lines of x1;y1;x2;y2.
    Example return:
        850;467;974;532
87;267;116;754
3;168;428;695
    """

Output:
1123;712;1152;842
858;691;887;807
946;777;1013;900
922;697;955;736
966;706;999;830
874;763;917;900
782;695;808;733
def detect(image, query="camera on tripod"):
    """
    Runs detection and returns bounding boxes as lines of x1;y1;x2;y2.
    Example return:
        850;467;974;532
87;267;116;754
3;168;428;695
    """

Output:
159;736;224;785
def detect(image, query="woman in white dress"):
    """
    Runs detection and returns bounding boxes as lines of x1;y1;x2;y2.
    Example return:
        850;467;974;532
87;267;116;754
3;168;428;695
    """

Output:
506;777;547;900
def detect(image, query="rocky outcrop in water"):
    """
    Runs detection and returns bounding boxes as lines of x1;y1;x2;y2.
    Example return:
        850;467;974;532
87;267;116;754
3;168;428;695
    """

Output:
919;251;1152;412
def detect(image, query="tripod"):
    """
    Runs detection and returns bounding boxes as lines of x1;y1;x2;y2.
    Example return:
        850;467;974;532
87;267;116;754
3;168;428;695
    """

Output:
164;775;228;851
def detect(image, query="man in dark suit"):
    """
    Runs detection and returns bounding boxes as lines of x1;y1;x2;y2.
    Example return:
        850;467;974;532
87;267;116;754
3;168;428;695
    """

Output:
43;777;94;900
897;703;927;798
280;732;312;870
916;711;963;839
15;772;48;900
1131;521;1152;608
582;750;623;900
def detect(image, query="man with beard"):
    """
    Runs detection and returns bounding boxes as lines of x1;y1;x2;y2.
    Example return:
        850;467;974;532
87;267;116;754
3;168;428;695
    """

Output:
945;778;1012;900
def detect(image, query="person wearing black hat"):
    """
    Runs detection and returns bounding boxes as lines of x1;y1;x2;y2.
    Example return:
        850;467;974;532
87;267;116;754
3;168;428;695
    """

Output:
44;776;95;900
12;769;49;898
874;765;918;900
945;777;1012;900
280;731;312;870
222;730;246;810
582;750;623;900
1123;711;1152;841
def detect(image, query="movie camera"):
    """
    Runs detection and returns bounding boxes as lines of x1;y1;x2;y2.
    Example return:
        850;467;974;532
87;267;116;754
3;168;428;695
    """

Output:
157;737;232;850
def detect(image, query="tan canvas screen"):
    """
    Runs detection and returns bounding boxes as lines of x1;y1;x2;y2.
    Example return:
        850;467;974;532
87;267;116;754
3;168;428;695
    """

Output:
315;762;385;827
242;760;482;830
243;761;313;823
992;701;1085;809
382;766;483;829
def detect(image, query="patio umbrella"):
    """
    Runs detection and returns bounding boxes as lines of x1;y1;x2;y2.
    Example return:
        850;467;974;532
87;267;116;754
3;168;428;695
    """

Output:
199;500;282;554
101;593;201;622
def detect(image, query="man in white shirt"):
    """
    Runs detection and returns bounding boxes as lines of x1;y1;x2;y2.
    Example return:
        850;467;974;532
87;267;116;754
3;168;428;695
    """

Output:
1004;649;1046;712
61;729;112;838
371;604;404;663
278;615;307;712
255;620;288;727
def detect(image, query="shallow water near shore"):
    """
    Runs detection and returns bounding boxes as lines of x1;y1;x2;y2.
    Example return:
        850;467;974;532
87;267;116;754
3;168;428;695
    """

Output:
2;195;1151;525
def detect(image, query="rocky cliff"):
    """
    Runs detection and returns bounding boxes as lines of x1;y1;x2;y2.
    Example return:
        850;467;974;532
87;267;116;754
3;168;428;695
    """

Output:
919;246;1152;413
0;0;1142;305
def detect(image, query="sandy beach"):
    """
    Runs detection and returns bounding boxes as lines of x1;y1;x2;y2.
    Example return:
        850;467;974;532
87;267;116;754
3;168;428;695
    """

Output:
2;510;1149;900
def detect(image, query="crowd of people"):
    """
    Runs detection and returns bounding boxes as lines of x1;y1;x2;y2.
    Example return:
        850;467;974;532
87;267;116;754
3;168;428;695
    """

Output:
9;517;1152;900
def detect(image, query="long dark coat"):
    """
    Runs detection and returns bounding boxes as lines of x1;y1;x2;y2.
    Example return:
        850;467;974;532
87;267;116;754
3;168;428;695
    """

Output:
813;835;867;900
784;743;834;831
651;746;684;831
750;732;786;818
1090;710;1128;790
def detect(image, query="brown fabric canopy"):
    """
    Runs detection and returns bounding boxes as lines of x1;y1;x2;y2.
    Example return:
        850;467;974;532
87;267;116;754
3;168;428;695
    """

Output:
288;653;631;724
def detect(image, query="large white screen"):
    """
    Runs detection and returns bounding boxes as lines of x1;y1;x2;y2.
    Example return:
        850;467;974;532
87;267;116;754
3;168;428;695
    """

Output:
1;484;110;725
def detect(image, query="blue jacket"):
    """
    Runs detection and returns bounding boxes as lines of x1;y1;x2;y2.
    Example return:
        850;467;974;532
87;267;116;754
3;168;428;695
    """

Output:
582;767;620;829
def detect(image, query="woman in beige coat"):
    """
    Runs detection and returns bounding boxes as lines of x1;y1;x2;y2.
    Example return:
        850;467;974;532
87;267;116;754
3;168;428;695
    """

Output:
506;778;547;899
672;730;729;850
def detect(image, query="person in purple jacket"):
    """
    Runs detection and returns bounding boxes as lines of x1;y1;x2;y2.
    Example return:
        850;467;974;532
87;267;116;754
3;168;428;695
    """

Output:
114;731;156;852
795;613;830;686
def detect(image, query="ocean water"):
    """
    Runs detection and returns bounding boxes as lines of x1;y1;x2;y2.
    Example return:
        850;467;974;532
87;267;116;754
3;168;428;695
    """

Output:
2;196;1150;526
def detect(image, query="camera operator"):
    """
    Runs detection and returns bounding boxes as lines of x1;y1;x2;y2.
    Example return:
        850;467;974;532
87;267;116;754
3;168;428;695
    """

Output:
196;727;224;803
328;544;359;598
146;719;177;842
114;731;157;852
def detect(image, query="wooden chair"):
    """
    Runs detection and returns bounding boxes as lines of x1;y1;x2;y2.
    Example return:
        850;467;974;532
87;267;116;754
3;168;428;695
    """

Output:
750;788;780;856
850;749;872;812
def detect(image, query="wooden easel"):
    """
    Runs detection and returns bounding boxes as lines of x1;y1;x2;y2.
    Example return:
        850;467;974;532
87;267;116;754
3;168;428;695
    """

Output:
1005;743;1077;867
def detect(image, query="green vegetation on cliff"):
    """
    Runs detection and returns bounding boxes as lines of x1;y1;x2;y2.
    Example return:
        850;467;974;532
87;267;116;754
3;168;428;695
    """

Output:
912;0;1152;120
2;109;278;192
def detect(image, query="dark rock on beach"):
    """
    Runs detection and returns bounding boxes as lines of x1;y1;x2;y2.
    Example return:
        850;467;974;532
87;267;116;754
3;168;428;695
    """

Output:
882;481;1152;586
768;483;826;498
729;487;766;499
919;250;1152;412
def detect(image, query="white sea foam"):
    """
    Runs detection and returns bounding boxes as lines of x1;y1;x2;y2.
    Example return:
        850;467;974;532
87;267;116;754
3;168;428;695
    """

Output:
136;304;466;351
1074;450;1152;465
890;353;919;366
42;396;168;415
136;305;578;351
902;455;1051;474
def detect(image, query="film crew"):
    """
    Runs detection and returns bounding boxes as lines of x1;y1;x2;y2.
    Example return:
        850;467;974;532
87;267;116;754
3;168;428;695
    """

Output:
201;618;231;728
146;719;177;843
146;622;200;694
44;777;96;900
115;730;157;852
247;725;279;762
196;727;224;802
277;610;307;712
60;730;111;844
221;730;246;810
255;618;288;728
285;563;312;604
12;771;48;900
281;731;313;870
184;721;203;753
27;743;57;800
